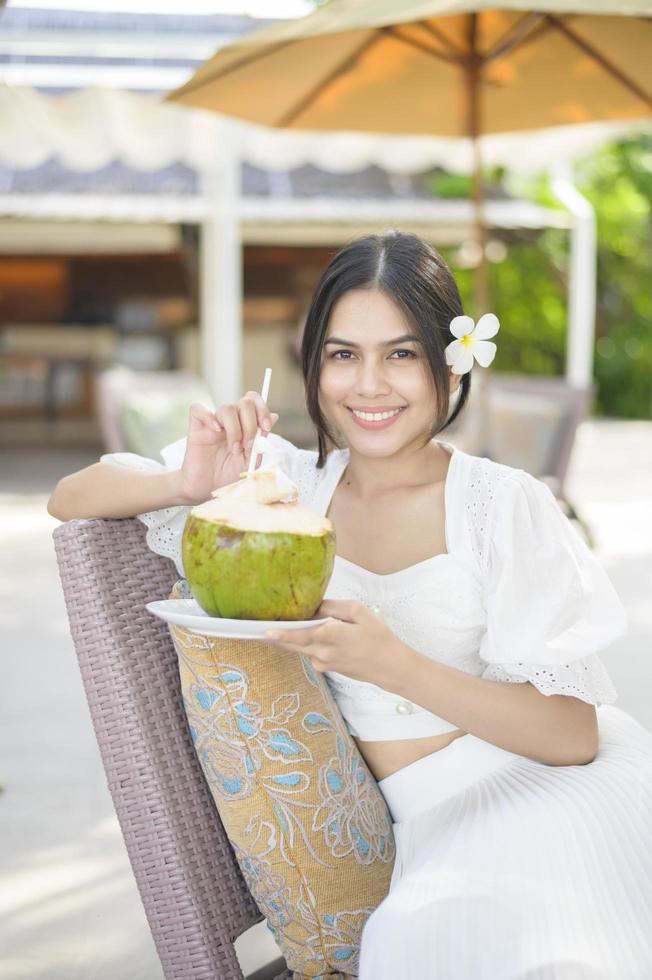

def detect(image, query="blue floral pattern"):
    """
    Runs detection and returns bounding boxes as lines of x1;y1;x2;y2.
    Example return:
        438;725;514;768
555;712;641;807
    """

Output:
169;581;395;978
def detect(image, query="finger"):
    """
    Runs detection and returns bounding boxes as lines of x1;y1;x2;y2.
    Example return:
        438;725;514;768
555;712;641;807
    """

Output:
318;599;363;622
242;391;278;433
265;628;318;646
189;403;222;434
265;637;307;656
217;404;244;454
238;398;261;450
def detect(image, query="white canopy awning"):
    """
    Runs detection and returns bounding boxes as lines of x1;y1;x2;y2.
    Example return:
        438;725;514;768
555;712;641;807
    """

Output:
0;84;647;176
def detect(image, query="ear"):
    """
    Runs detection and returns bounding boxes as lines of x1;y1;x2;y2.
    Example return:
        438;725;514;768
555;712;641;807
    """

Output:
449;369;461;394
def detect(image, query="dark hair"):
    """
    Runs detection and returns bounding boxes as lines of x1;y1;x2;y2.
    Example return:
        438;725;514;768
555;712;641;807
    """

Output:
300;230;471;469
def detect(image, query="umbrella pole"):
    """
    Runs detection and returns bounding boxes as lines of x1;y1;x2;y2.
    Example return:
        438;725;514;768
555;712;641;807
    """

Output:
472;132;489;316
466;14;491;454
470;128;492;456
466;13;489;317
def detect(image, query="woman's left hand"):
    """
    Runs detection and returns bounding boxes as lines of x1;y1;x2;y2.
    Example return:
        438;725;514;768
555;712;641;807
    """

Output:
265;599;408;690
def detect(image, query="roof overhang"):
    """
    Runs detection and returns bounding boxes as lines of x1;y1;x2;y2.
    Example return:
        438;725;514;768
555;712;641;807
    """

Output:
0;193;570;252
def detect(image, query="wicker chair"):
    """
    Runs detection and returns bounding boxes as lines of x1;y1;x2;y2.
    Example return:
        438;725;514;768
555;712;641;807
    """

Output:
52;516;291;980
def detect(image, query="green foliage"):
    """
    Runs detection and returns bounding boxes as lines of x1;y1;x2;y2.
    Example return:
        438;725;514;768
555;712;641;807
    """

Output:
442;230;569;378
439;132;652;420
576;134;652;420
423;166;506;200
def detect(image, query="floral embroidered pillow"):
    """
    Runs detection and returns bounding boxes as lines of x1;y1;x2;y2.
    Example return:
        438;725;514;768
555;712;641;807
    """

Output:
167;581;396;979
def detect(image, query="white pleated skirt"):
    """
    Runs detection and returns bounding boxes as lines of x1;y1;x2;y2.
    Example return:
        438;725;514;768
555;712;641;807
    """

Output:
358;705;652;980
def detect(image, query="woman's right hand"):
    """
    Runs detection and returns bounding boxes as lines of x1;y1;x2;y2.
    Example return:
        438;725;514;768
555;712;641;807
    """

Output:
176;393;279;505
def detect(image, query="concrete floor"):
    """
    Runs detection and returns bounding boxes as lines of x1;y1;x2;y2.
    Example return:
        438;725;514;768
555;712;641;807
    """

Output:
1;418;651;979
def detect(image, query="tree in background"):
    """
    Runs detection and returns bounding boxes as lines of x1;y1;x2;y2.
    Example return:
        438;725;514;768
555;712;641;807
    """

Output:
431;131;652;421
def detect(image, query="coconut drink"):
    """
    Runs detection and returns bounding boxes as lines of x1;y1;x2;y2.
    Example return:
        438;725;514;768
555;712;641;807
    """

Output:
182;464;336;620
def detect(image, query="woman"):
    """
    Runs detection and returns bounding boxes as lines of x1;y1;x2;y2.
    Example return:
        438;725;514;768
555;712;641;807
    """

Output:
49;231;652;979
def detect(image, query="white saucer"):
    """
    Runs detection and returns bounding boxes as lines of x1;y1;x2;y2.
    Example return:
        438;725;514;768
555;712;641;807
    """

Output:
146;597;334;640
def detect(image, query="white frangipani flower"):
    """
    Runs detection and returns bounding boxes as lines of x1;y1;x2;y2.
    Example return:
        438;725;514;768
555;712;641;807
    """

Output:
444;313;500;375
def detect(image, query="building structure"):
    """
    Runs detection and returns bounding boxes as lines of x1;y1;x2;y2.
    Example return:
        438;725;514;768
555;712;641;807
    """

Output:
0;5;594;446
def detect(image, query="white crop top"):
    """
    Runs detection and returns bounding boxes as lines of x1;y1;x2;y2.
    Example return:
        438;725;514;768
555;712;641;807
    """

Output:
101;431;627;741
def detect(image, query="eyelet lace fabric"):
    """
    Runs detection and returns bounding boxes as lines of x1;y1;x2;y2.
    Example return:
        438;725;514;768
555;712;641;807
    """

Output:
138;505;189;577
481;657;618;705
99;449;190;577
464;455;516;575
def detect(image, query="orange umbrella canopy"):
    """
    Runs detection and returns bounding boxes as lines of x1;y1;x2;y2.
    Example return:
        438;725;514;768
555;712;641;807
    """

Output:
168;0;652;138
168;1;651;314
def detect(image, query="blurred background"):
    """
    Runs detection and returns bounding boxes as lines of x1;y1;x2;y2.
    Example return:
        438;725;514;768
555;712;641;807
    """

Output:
1;1;651;978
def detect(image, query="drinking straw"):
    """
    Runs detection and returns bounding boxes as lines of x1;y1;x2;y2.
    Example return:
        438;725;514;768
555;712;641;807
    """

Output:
246;366;272;475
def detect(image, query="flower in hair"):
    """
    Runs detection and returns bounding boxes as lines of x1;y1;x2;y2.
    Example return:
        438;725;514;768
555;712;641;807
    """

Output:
444;313;500;375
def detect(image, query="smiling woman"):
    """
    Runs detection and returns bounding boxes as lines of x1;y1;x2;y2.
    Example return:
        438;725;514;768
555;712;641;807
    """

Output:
52;228;652;980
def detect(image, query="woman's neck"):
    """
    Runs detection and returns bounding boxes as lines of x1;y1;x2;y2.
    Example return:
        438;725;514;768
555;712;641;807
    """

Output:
339;440;450;500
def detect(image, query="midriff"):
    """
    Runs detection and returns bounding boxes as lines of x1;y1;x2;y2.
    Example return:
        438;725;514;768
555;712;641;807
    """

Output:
353;728;468;782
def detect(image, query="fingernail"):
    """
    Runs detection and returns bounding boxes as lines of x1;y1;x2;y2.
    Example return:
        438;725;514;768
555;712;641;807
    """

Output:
266;631;281;640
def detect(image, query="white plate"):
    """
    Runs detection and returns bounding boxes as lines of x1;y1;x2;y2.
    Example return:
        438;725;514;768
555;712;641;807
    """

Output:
146;597;334;640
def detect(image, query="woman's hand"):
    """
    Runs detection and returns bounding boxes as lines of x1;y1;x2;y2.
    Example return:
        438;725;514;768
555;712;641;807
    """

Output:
177;393;280;505
265;599;410;692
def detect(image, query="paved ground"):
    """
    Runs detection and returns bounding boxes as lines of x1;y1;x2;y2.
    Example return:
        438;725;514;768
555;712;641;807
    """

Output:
1;418;651;979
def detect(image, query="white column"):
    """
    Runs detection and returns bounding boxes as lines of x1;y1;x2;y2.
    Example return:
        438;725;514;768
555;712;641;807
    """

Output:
550;161;597;388
199;116;242;404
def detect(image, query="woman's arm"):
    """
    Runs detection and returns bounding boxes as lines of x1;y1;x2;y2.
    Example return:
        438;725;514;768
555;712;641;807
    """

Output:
390;646;599;767
47;462;189;521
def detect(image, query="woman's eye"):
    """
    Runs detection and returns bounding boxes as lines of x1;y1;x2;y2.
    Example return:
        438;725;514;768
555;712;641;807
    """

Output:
330;349;416;360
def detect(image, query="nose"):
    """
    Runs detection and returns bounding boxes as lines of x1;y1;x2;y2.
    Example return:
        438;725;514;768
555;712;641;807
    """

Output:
354;355;393;397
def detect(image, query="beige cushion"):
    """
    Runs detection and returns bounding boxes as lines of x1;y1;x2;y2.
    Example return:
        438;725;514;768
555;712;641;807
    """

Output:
167;582;395;978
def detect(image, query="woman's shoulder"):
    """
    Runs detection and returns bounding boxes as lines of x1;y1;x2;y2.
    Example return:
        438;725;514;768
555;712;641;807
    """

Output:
454;444;528;507
452;446;558;571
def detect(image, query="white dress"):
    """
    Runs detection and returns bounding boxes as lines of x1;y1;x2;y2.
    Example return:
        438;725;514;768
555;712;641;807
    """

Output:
101;433;652;979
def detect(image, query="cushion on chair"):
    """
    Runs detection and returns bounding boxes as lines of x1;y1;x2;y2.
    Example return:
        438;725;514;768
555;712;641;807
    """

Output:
167;581;396;979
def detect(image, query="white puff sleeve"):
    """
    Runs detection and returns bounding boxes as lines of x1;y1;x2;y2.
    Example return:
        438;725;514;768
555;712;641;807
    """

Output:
478;471;627;706
100;436;189;577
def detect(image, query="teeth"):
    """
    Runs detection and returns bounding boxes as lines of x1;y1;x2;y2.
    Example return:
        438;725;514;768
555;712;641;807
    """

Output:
352;408;402;421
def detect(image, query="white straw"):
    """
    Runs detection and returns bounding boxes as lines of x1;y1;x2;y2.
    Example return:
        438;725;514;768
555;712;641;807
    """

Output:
247;367;272;475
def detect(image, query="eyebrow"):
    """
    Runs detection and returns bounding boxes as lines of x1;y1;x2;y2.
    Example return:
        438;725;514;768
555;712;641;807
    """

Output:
323;334;421;348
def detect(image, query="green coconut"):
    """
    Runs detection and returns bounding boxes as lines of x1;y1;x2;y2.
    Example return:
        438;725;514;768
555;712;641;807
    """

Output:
182;466;336;620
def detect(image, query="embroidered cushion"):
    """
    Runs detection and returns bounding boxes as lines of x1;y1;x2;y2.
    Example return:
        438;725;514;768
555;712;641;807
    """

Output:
167;580;396;979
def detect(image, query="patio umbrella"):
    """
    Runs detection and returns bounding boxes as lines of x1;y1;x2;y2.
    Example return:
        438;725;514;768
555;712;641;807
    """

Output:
167;0;652;312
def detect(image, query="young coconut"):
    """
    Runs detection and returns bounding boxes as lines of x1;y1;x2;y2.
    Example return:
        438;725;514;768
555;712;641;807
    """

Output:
182;465;336;620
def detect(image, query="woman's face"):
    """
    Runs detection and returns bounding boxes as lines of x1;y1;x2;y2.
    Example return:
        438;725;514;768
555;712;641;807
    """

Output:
319;287;455;456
